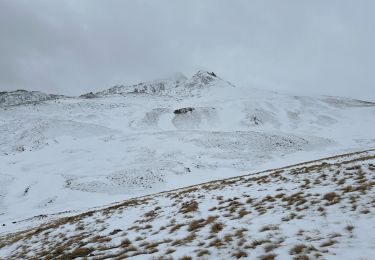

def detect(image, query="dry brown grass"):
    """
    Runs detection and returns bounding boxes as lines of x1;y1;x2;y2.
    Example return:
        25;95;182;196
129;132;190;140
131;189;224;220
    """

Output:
264;243;280;253
206;215;217;224
169;223;185;233
180;200;199;214
120;238;132;247
171;234;196;246
238;208;249;218
290;244;307;255
91;235;112;243
260;253;277;260
1;150;374;260
323;192;340;204
249;239;270;248
259;224;279;232
210;222;224;233
246;197;253;204
320;239;336;247
346;224;355;232
342;185;353;193
196;249;210;257
208;238;224;248
165;248;176;254
70;247;93;258
232;250;248;258
293;255;309;260
188;219;205;232
143;210;157;218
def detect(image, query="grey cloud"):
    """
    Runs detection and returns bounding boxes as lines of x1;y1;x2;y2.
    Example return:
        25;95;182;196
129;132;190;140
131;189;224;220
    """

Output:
0;0;374;101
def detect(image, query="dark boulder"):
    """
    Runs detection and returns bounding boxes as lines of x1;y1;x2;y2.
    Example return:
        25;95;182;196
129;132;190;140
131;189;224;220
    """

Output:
174;107;195;114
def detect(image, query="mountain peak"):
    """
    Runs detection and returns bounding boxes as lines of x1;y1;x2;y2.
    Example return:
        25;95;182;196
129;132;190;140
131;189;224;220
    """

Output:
93;70;233;98
193;70;217;77
188;70;218;86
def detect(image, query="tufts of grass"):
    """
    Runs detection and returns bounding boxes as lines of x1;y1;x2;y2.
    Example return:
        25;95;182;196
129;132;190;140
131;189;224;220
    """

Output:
169;223;185;233
188;219;205;232
323;192;340;204
165;248;176;254
120;238;131;247
197;249;210;257
223;234;233;242
294;255;309;260
232;250;248;258
70;247;93;258
345;223;355;232
206;215;217;224
249;239;269;248
208;238;224;248
180;200;199;214
210;222;224;233
290;244;307;255
259;224;279;232
264;243;280;253
260;253;277;260
238;208;249;218
320;239;336;247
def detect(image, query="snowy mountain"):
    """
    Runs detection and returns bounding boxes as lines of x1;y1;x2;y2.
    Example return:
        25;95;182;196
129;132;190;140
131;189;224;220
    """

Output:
0;71;374;259
88;71;233;97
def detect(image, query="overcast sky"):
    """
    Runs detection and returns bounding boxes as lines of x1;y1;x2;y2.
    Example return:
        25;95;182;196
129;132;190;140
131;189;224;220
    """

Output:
0;0;374;101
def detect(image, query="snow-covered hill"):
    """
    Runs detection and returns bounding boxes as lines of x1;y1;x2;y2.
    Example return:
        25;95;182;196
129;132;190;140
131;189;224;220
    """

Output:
0;71;374;240
0;90;63;107
91;71;233;97
1;150;374;259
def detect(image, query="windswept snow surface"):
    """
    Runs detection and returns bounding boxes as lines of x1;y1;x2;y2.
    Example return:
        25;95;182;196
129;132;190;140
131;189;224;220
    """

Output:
0;71;374;235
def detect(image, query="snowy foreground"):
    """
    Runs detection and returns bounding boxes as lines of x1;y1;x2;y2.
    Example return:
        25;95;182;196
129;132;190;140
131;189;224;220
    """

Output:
0;149;374;259
0;71;375;258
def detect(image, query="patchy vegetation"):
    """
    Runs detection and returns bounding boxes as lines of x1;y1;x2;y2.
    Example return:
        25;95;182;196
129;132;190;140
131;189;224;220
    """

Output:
0;150;375;259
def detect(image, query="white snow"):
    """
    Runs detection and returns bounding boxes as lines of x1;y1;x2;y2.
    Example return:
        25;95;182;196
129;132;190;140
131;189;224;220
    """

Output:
0;71;374;250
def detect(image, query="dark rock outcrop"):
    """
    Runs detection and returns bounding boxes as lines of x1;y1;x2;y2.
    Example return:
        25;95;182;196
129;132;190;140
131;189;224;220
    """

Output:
0;90;63;107
174;107;195;114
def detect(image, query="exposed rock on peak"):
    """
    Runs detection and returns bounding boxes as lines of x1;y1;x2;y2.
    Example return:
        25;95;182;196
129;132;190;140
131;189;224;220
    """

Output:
95;73;187;97
0;90;63;107
79;92;98;99
93;70;233;98
184;70;220;90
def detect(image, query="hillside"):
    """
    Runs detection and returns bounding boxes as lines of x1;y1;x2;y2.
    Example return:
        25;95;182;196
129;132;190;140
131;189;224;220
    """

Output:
0;71;375;235
0;150;374;259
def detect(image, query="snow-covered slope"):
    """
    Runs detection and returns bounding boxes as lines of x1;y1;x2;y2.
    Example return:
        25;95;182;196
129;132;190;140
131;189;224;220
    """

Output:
1;150;374;259
0;71;374;238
